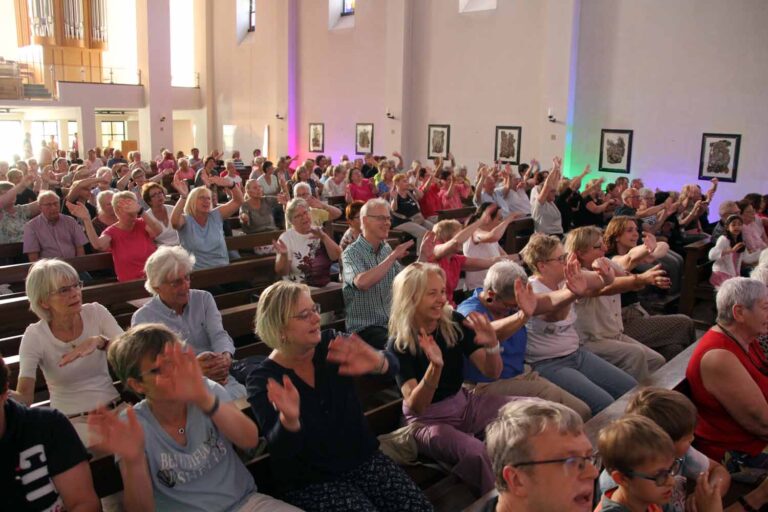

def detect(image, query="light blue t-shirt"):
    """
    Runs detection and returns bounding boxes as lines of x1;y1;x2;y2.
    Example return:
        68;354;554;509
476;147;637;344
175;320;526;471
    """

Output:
124;379;256;512
178;209;229;270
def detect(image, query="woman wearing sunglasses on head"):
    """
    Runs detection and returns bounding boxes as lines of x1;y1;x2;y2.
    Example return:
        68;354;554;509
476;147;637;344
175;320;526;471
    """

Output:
246;280;432;512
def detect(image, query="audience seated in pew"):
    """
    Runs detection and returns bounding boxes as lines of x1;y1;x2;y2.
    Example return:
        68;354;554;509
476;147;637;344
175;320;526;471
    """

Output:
71;191;162;281
339;200;364;251
0;175;39;245
171;179;243;271
481;399;598;512
462;203;522;291
1;357;101;511
89;324;301;512
342;198;415;349
388;262;513;497
246;281;432;511
457;261;592;420
738;200;768;254
519;234;637;415
686;277;768;481
289;182;342;228
569;227;664;380
142;182;180;246
345;166;378;203
597;388;730;511
275;197;342;287
131;246;246;400
240;179;279;235
92;189;117;235
531;159;565;237
14;259;124;443
390;173;434;249
708;214;764;289
22;190;87;262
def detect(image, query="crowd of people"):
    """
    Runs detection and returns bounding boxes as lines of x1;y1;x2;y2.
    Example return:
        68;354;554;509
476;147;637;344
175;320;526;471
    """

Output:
2;141;768;512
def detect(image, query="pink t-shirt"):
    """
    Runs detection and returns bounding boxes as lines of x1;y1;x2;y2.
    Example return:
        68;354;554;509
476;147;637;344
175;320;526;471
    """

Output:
349;180;377;202
438;186;468;210
103;218;157;281
419;183;442;217
436;253;467;306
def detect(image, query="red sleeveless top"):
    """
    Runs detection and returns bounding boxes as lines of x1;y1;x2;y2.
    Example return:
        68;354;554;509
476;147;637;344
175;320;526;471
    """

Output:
686;329;768;460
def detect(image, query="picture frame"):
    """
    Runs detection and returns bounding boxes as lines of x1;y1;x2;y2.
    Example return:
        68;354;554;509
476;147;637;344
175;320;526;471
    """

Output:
698;133;741;183
494;126;522;165
427;124;450;160
598;129;633;174
308;123;324;153
355;123;374;155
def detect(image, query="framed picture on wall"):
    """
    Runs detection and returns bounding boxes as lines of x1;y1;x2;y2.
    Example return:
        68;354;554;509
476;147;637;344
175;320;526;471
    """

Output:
308;123;324;153
698;133;741;183
427;124;450;159
494;126;522;165
355;123;374;155
598;129;633;173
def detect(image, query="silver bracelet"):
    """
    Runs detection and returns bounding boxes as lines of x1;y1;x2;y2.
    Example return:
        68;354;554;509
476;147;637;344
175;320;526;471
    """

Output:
484;344;501;354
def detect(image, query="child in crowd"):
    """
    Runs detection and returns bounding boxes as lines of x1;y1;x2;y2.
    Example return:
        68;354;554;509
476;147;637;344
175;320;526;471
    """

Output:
596;415;680;512
709;214;763;288
598;388;730;512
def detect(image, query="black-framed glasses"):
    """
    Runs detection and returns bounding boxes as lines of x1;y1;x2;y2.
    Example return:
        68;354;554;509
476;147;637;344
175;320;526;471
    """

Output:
624;458;683;486
50;281;84;296
513;452;600;477
292;303;321;321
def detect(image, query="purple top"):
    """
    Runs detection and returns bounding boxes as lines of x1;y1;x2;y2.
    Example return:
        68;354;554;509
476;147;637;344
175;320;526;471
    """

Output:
22;215;88;258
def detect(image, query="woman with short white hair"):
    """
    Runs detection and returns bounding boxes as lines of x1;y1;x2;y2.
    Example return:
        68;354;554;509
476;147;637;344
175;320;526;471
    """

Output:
131;246;246;399
70;190;163;281
686;278;768;475
15;259;123;441
91;189;117;235
170;178;243;270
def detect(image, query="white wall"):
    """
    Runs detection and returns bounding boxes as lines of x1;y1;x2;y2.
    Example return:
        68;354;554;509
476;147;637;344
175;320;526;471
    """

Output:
570;0;768;217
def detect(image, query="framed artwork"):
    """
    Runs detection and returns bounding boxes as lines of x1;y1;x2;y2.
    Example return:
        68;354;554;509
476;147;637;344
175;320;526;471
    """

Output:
494;125;522;165
427;124;450;159
355;123;374;155
308;123;324;153
598;129;633;174
698;133;741;183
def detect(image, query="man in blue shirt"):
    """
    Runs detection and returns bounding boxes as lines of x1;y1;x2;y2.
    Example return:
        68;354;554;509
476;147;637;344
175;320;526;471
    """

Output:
457;261;591;420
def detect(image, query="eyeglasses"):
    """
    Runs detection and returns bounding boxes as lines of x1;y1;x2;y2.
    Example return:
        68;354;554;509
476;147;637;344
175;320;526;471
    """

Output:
544;254;568;263
513;452;601;477
50;281;83;296
624;458;683;486
366;214;392;223
292;303;321;321
164;274;191;288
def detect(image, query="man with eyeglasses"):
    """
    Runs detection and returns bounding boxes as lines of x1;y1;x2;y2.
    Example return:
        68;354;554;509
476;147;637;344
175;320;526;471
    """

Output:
341;198;415;349
23;190;88;262
482;399;599;512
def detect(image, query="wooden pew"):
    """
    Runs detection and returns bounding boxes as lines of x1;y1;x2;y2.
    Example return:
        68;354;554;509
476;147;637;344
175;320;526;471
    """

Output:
678;238;714;320
0;242;24;260
0;252;115;291
502;216;534;254
437;206;475;222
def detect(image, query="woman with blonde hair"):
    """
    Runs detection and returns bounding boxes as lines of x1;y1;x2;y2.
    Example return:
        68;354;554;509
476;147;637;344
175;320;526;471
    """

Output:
246;281;431;511
170;178;243;270
388;262;510;497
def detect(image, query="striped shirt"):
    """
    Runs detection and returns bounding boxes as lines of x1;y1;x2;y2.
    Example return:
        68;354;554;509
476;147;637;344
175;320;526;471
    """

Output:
342;235;402;333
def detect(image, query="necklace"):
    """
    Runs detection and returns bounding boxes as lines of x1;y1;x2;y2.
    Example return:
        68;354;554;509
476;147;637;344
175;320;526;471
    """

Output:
178;427;185;435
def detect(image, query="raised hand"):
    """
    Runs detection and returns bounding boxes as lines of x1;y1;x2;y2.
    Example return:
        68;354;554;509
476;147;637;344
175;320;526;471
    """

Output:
240;212;250;226
418;329;443;368
640;264;670;289
480;204;497;225
59;336;104;367
88;406;145;462
327;333;384;376
591;257;616;285
66;200;90;220
418;231;436;262
391;239;415;259
308;226;324;239
266;375;300;431
463;312;498;348
197;352;229;385
731;242;745;254
513;278;537;318
153;343;208;405
276;192;288;206
172;178;189;197
273;239;288;255
691;472;723;512
564;253;589;296
642;232;657;254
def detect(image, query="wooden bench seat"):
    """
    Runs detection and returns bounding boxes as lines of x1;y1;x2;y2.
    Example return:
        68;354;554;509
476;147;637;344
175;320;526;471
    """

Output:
437;206;475;221
678;238;714;324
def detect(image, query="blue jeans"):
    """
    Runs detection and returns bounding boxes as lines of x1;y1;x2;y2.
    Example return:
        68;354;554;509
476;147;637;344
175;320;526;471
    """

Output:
532;348;637;415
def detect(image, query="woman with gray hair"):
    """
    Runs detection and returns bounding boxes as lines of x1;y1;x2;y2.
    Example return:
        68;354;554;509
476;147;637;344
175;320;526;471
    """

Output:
69;190;163;281
456;261;592;420
274;197;341;287
131;245;246;399
245;280;430;511
15;259;123;441
91;189;117;235
686;277;768;475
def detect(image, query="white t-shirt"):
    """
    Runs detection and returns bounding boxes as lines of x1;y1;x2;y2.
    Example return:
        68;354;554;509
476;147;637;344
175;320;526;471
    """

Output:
531;200;563;235
494;188;531;217
323;179;346;198
462;236;503;290
525;278;580;363
278;229;333;287
19;303;123;415
145;204;180;246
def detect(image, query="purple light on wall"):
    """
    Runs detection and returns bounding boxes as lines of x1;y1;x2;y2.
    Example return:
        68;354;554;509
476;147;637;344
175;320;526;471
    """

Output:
286;0;299;159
